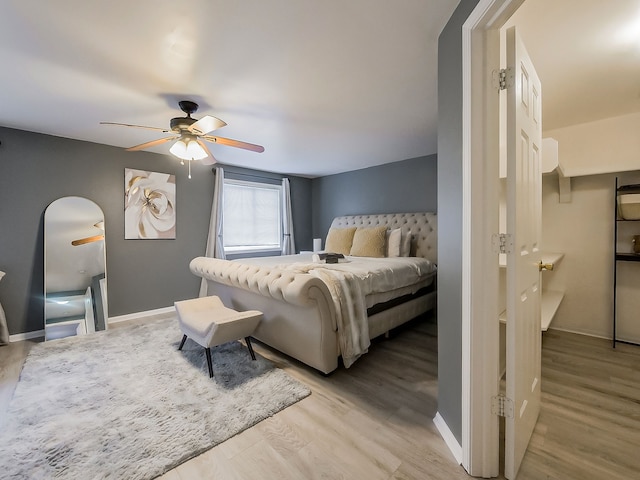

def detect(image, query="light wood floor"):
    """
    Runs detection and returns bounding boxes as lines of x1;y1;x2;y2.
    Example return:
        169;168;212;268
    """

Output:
516;331;640;480
1;316;639;479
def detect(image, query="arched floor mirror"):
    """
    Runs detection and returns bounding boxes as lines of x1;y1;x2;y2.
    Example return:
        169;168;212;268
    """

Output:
44;197;107;341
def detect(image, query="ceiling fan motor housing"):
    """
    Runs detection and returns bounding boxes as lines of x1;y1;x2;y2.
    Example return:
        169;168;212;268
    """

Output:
170;116;196;133
171;100;200;132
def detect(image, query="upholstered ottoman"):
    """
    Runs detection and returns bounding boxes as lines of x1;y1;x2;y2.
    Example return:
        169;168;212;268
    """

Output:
174;296;263;378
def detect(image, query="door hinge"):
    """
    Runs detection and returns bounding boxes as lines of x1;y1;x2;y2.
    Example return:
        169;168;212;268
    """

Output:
492;233;513;254
492;394;514;418
492;68;514;91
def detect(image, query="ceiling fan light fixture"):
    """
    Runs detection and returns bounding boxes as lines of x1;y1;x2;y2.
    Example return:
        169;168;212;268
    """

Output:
101;101;263;179
169;135;208;161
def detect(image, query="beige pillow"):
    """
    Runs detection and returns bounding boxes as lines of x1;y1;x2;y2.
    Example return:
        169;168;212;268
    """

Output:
325;227;357;255
350;226;387;257
401;231;412;257
386;228;402;257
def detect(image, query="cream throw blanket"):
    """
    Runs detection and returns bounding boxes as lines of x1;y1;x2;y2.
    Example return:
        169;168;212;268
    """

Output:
285;257;435;368
290;264;369;367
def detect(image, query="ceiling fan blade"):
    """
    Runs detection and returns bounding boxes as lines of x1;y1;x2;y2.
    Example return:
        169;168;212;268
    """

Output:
71;234;105;247
202;135;265;153
196;139;217;165
125;136;176;151
100;122;171;133
188;115;227;136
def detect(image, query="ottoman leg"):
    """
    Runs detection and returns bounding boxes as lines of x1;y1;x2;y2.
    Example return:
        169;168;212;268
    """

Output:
245;337;257;361
178;334;187;351
205;347;214;378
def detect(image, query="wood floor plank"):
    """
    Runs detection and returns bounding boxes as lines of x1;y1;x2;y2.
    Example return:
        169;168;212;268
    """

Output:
175;443;256;480
0;339;37;427
290;396;403;479
286;441;354;480
520;330;640;480
228;440;307;480
2;315;639;479
214;421;265;460
254;411;312;459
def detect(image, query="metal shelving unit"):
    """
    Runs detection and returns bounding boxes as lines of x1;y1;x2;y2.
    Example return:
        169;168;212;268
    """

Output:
613;177;640;348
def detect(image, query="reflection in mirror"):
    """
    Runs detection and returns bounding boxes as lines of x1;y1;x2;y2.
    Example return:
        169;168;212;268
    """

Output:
44;197;107;341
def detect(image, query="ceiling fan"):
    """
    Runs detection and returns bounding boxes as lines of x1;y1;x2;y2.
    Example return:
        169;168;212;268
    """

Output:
101;100;264;172
71;222;105;247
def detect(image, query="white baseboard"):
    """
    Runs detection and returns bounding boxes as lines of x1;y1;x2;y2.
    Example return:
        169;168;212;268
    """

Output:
9;329;45;342
108;306;176;324
549;326;640;345
547;326;610;340
433;411;463;465
7;307;176;343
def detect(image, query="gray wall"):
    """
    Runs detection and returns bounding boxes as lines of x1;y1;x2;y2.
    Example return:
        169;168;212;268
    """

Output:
437;0;481;444
311;155;438;240
0;126;434;336
0;127;311;335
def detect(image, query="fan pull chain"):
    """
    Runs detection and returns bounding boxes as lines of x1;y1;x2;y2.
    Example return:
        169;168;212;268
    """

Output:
188;158;192;179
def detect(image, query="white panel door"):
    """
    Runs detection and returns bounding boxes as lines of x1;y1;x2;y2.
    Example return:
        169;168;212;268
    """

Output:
504;25;543;480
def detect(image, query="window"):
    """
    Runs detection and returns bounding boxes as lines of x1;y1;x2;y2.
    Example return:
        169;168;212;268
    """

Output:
223;178;282;254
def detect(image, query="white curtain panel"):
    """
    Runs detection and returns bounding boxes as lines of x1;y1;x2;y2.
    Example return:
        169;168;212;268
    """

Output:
281;178;296;255
199;167;226;297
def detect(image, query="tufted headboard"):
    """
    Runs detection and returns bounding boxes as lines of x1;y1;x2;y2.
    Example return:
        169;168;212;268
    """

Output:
329;212;437;264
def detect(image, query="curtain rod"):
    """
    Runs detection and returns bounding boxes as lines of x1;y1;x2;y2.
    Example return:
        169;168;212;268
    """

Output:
212;168;288;181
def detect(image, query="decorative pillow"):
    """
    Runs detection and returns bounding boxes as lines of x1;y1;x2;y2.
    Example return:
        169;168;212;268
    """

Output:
401;231;412;257
386;228;402;257
324;227;357;255
350;226;387;257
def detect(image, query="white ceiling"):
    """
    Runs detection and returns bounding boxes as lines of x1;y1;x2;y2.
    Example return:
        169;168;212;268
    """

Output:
0;0;458;177
509;0;640;132
1;1;639;177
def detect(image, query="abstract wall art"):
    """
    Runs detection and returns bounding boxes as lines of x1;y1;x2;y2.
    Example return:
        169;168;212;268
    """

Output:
124;168;176;239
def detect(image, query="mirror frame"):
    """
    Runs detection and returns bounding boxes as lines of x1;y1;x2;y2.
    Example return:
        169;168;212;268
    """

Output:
44;196;107;340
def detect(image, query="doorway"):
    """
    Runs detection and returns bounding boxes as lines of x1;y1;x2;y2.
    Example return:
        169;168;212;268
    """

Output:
460;0;531;477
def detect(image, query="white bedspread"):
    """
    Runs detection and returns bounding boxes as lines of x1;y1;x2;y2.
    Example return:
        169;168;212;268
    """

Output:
237;254;436;367
241;254;435;290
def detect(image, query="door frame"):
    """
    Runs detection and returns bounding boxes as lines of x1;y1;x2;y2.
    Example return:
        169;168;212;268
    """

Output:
461;0;525;476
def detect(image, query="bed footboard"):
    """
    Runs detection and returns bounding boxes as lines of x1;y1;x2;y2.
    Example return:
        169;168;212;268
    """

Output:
190;257;340;374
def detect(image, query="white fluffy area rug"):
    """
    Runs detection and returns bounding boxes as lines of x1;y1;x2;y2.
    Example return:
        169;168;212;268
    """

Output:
0;316;311;479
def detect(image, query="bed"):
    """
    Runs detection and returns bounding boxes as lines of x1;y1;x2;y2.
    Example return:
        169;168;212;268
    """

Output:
190;212;437;374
